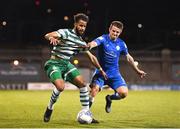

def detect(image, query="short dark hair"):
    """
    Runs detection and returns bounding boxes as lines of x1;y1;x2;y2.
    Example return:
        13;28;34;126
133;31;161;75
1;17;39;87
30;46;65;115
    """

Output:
110;21;123;29
74;13;89;23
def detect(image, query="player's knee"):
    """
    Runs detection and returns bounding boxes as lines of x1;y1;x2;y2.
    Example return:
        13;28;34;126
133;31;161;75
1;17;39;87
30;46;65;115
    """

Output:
120;92;128;99
56;86;64;92
54;80;65;92
116;87;128;99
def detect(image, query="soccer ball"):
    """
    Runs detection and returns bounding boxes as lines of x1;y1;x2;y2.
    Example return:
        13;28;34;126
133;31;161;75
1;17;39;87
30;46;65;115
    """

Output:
77;109;93;124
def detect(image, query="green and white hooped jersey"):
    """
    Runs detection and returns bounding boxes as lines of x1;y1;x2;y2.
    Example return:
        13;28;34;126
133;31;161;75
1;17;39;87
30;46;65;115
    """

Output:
51;29;87;60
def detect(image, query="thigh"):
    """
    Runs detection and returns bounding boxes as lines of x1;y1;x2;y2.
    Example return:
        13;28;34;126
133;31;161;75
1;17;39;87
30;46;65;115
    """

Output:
45;62;63;82
107;75;127;90
65;62;81;83
116;86;128;92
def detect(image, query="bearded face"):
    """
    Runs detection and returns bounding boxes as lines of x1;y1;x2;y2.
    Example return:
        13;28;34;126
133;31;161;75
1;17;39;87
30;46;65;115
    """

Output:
74;20;87;36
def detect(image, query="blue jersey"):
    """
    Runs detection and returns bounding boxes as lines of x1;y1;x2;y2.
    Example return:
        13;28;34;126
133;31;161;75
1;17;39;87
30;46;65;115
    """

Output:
94;34;128;77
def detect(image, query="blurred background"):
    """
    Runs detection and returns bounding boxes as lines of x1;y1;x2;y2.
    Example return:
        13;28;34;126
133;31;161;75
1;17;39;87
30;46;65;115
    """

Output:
0;0;180;90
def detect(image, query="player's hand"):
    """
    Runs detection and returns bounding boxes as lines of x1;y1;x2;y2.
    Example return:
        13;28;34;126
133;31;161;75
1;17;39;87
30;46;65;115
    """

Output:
49;37;60;45
138;70;147;78
99;69;108;80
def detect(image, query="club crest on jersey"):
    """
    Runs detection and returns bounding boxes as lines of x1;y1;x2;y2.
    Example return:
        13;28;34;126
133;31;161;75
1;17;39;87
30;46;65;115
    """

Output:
116;46;120;50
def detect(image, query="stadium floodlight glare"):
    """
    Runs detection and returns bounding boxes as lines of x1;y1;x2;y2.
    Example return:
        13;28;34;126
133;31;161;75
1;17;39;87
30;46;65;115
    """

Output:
13;60;19;66
47;8;52;13
2;21;7;26
137;23;142;28
64;16;69;21
73;59;79;65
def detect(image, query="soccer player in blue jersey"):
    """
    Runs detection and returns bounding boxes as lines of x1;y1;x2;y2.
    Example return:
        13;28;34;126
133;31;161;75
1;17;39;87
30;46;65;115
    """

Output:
88;21;146;113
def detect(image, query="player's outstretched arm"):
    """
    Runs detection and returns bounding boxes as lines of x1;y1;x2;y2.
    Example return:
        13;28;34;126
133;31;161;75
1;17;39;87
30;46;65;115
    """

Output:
44;31;60;45
126;53;147;78
87;41;98;50
86;51;108;80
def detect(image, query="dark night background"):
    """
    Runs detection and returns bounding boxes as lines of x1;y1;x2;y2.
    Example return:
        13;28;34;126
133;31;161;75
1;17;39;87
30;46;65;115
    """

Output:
0;0;179;51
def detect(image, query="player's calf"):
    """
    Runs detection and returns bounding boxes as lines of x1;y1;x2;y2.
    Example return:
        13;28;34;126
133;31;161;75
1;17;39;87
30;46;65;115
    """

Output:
89;85;99;108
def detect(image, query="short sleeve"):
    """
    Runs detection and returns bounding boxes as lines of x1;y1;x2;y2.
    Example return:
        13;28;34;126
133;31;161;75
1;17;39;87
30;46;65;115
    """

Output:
93;35;105;46
122;42;128;55
56;29;68;39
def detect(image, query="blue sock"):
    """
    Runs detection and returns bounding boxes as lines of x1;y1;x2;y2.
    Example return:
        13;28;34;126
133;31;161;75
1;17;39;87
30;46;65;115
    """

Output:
110;92;121;100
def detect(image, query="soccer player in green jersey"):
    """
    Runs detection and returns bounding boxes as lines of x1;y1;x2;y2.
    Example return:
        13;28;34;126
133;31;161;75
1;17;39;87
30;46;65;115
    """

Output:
43;13;107;124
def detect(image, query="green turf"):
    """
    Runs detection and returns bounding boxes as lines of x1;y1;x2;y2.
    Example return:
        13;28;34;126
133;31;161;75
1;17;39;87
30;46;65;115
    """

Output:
0;90;180;128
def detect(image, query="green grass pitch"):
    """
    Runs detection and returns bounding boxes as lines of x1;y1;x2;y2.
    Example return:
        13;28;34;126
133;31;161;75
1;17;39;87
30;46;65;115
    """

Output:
0;90;180;128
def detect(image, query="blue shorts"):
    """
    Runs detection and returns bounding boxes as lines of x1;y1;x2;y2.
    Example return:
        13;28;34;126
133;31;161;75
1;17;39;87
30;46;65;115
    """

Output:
91;73;127;90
